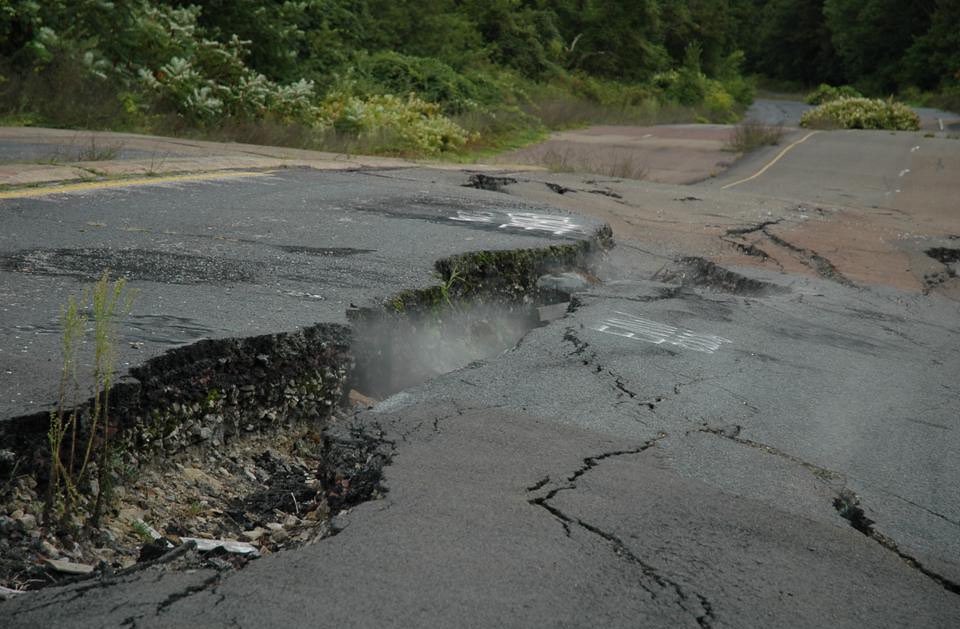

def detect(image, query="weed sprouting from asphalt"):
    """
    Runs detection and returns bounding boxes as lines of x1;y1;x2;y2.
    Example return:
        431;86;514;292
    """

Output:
45;272;136;532
724;120;785;153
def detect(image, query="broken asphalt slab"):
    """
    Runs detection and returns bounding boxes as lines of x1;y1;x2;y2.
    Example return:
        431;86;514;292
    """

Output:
0;166;606;419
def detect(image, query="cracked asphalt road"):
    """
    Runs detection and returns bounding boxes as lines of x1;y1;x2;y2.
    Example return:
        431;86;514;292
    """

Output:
0;167;600;418
2;118;960;627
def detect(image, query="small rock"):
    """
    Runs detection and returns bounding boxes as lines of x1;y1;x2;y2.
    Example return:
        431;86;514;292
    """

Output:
40;540;60;558
44;558;94;575
282;514;300;529
182;538;259;555
241;528;266;541
269;528;289;544
0;515;16;534
17;513;37;531
265;522;284;532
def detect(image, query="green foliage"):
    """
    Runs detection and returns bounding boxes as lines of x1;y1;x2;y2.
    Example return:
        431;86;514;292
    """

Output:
805;83;863;105
346;52;494;114
800;97;921;131
319;93;474;155
45;272;136;531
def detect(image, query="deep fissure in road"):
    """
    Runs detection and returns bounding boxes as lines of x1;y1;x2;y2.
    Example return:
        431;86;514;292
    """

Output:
0;230;610;591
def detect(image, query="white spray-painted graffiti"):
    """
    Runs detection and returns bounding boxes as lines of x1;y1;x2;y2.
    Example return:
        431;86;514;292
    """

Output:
592;311;732;354
451;210;585;236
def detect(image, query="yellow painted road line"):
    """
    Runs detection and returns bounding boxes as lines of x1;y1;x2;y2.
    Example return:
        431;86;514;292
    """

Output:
721;130;820;190
0;170;268;200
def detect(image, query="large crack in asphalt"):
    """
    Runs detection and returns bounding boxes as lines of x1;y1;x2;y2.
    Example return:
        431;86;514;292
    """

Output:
562;327;667;421
761;228;855;287
698;424;960;597
526;434;716;628
719;217;856;287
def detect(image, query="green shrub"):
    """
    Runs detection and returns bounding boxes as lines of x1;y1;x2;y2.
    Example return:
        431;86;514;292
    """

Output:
805;83;863;105
800;97;920;130
703;81;737;122
318;93;474;155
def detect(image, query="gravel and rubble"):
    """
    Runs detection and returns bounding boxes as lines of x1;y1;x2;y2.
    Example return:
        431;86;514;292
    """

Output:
0;404;389;594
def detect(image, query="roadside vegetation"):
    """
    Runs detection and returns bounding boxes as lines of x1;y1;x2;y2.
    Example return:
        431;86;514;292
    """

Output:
724;120;785;153
0;1;761;158
800;98;921;131
1;2;957;159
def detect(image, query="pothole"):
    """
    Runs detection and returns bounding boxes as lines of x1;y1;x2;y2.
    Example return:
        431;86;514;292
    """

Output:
922;247;959;291
0;234;609;593
925;247;960;267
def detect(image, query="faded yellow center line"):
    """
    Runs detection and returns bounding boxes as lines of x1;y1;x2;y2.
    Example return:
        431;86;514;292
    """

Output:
0;170;268;200
721;130;821;190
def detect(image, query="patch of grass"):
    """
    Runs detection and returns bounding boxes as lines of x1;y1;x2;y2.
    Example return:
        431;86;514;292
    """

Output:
540;147;577;173
33;136;125;165
528;146;647;180
131;520;156;543
724;120;785;153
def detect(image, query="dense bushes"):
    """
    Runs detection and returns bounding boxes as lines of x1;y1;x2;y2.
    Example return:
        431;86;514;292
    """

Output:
0;1;768;155
319;93;474;154
805;83;862;105
800;97;920;131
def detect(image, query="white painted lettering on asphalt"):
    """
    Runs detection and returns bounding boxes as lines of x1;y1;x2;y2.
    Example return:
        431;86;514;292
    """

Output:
451;210;585;236
592;311;732;354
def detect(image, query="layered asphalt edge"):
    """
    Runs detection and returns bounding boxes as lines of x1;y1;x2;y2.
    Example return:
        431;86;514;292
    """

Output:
0;224;614;524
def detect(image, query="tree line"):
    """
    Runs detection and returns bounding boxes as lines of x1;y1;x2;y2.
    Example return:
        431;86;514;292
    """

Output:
0;1;956;147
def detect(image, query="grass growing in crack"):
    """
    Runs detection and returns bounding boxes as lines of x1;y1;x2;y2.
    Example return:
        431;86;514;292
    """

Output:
45;272;136;532
437;265;465;308
131;520;156;544
724;120;785;153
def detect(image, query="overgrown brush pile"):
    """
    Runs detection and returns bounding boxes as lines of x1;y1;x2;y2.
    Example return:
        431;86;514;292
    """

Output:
800;97;920;131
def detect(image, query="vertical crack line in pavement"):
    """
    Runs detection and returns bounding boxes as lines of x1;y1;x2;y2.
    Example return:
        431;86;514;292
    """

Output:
525;434;715;626
573;517;715;628
719;236;784;270
526;476;551;492
154;573;221;615
833;490;960;596
700;425;960;597
697;425;842;483
724;219;784;237
562;327;665;414
761;228;856;287
529;489;573;537
566;434;667;485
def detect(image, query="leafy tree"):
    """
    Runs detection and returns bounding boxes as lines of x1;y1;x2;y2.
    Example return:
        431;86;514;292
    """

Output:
900;0;960;91
750;0;841;85
824;0;934;92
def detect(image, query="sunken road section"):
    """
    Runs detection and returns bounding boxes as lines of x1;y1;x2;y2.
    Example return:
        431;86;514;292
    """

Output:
0;227;612;500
